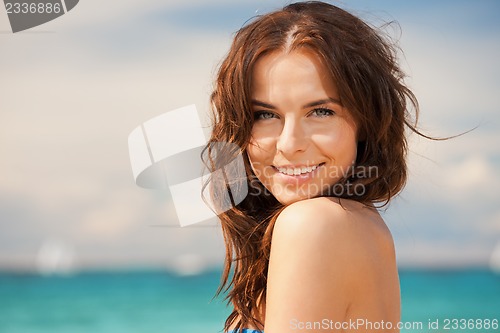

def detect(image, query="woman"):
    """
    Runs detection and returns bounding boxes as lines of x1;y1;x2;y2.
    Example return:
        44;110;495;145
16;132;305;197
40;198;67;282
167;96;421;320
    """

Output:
204;2;418;332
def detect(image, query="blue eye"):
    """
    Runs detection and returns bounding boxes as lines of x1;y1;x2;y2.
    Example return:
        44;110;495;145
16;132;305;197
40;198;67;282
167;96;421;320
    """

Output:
254;111;277;120
311;108;335;117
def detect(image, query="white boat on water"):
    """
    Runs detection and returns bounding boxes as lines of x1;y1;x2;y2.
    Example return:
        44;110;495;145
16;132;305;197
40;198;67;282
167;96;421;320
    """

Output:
36;239;75;276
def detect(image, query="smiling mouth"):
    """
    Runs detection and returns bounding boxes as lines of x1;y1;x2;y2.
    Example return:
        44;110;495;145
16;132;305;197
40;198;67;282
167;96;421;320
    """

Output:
274;163;325;176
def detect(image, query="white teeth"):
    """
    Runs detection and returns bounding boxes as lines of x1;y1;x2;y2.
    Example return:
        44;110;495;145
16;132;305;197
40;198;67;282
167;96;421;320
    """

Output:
276;164;321;176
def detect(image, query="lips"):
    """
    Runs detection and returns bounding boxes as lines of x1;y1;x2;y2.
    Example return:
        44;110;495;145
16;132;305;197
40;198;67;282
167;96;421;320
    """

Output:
274;163;325;176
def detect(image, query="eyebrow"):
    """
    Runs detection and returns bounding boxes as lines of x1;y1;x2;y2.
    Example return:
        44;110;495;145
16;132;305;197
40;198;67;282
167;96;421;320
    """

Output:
251;98;342;109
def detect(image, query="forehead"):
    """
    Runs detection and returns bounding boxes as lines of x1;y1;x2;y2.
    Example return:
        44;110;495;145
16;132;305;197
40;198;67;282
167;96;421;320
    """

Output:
251;49;338;99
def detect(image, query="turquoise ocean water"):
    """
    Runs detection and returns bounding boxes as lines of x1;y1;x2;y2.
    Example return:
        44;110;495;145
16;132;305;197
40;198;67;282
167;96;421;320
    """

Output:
0;269;498;333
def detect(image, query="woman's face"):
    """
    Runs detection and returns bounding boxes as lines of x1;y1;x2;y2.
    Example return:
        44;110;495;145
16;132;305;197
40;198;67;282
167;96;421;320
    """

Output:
247;49;358;205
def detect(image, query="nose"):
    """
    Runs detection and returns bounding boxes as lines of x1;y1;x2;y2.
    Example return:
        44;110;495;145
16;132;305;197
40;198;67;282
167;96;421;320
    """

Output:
276;118;308;157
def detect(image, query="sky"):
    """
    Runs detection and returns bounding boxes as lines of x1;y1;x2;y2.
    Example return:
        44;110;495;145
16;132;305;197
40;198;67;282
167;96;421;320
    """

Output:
0;0;499;273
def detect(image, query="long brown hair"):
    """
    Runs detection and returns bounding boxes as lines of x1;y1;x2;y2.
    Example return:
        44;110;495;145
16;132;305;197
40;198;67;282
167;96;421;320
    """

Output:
203;1;422;331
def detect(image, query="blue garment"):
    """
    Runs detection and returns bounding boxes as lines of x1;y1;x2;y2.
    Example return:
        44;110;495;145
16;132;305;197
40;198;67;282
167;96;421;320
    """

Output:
228;330;263;333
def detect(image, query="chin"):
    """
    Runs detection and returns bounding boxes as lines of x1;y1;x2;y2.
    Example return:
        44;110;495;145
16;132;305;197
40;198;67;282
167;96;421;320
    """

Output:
269;182;335;205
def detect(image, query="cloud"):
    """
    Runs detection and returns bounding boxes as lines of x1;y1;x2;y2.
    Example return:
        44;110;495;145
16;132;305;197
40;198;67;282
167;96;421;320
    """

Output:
443;155;497;193
0;0;498;270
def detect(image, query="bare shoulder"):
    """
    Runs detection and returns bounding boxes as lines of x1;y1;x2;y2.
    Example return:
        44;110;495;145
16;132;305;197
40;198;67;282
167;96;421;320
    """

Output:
273;196;395;257
271;196;397;282
265;197;399;332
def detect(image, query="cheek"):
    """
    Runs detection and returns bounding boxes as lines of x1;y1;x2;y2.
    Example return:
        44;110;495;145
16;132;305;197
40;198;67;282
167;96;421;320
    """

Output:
247;133;276;163
246;134;278;184
314;125;358;161
246;142;270;175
